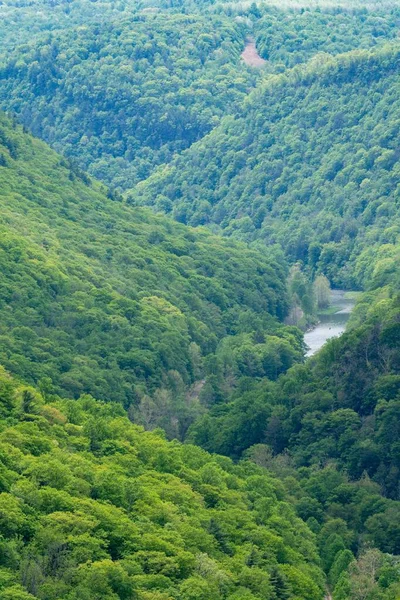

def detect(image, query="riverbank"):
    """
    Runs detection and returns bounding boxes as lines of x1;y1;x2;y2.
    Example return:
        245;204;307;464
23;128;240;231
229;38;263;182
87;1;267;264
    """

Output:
304;290;359;357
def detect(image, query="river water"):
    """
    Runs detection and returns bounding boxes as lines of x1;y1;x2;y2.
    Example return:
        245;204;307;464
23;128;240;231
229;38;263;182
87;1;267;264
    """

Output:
304;290;356;357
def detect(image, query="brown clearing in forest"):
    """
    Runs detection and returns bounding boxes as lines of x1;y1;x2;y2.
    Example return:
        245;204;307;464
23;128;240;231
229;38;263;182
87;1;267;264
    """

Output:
241;38;267;68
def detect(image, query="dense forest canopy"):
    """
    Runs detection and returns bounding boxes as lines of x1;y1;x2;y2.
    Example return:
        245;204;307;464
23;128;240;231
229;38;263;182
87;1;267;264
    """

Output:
0;12;255;187
136;44;400;287
0;367;328;600
0;0;226;51
187;251;400;599
0;113;298;434
1;1;400;599
252;5;400;70
1;3;400;189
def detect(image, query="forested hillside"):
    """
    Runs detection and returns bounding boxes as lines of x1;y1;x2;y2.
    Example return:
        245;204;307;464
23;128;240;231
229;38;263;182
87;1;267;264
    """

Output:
1;4;400;189
0;113;299;438
252;5;400;70
0;285;399;600
184;233;400;598
0;0;223;51
0;367;328;600
1;2;400;600
137;44;400;288
0;13;254;188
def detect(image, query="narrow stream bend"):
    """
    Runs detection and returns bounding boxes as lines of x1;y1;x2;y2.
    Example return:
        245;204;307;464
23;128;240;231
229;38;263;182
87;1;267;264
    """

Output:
304;290;357;357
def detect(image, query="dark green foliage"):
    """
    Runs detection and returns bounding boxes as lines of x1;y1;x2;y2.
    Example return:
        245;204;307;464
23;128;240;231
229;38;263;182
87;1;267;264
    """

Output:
137;44;400;287
0;13;254;188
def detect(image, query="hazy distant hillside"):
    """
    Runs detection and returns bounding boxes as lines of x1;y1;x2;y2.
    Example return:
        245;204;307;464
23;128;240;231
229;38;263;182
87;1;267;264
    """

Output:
136;44;400;287
253;5;400;70
0;14;254;188
0;0;224;50
2;3;400;190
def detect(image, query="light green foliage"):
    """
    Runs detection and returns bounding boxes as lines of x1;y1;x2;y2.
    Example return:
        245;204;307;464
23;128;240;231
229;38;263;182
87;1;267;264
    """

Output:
0;368;325;600
0;113;292;427
333;549;400;600
313;275;331;310
287;264;315;325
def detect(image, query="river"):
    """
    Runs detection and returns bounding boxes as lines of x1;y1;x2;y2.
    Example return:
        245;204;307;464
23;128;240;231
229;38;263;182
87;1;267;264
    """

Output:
304;290;357;357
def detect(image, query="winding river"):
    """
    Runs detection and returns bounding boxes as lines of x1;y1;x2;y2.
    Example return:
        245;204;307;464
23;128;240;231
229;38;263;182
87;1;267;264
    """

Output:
304;290;357;357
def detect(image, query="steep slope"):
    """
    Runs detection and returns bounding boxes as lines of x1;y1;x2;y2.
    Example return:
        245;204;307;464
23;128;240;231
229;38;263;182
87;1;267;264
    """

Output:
0;367;326;600
253;5;400;71
0;13;254;188
0;113;294;425
2;5;400;190
136;44;400;287
188;257;400;598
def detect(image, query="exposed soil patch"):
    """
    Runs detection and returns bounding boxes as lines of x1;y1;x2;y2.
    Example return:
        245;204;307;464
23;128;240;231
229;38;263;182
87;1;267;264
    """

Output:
241;37;266;67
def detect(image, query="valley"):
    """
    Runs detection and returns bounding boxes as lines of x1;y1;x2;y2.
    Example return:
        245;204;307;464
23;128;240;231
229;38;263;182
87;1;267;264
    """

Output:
0;1;400;599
